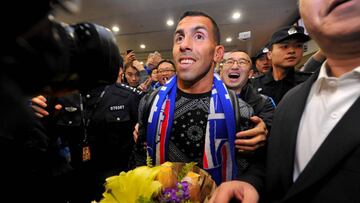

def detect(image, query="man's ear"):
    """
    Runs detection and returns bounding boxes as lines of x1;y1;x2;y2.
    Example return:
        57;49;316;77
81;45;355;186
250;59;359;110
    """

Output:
267;51;272;60
214;45;225;63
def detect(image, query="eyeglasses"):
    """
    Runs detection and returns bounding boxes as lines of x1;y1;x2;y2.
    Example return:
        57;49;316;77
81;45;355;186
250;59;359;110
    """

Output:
223;58;250;66
158;69;175;74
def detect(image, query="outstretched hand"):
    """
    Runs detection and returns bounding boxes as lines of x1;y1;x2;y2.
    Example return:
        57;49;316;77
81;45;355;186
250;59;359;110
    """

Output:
209;181;259;203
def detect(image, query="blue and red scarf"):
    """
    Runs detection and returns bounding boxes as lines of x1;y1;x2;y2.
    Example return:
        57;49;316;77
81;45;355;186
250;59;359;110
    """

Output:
146;74;237;185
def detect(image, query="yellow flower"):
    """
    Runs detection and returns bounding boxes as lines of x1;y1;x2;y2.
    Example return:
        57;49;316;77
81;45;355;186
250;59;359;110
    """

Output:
100;166;162;203
156;162;177;188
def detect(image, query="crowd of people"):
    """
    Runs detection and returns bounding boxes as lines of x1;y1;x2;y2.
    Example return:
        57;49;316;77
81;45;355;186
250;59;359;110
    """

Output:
2;0;359;202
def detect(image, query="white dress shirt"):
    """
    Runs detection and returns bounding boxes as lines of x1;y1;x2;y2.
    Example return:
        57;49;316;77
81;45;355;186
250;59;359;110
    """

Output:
293;62;360;181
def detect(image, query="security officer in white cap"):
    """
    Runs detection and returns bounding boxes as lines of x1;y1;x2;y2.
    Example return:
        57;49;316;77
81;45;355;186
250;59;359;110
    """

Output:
252;25;312;105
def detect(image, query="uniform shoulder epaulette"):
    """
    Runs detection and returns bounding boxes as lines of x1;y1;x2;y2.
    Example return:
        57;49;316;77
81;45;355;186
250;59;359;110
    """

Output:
251;73;265;80
118;83;143;96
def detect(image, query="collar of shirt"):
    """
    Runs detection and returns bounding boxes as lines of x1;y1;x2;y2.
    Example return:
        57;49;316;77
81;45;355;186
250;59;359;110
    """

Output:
313;61;360;94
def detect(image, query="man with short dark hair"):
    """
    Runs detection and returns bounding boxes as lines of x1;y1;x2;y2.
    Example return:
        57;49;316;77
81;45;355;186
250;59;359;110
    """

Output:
252;25;311;104
132;11;268;186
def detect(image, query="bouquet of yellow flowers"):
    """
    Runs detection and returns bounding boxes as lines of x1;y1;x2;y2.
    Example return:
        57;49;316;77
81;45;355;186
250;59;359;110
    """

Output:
98;161;216;203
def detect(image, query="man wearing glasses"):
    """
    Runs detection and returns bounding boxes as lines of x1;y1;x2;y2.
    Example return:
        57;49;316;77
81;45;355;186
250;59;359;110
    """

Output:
220;51;275;175
220;50;275;135
156;59;176;86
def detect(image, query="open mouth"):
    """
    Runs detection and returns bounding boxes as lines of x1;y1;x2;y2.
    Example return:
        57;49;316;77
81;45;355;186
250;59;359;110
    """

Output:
228;73;240;79
327;0;351;15
179;58;195;65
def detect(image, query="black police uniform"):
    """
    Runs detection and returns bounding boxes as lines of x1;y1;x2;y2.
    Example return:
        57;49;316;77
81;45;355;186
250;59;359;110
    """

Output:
251;68;311;105
43;83;142;202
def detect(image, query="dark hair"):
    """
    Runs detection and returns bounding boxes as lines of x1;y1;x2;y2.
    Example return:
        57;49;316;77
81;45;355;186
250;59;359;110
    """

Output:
156;59;176;70
124;61;133;72
178;11;220;45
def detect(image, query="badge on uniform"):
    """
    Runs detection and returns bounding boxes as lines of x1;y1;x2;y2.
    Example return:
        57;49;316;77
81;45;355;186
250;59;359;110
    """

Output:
288;27;298;35
82;146;91;162
65;106;78;112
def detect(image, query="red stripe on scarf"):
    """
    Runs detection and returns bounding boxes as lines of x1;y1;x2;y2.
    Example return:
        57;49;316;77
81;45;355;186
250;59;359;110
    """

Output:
203;150;208;168
159;100;170;164
221;145;228;182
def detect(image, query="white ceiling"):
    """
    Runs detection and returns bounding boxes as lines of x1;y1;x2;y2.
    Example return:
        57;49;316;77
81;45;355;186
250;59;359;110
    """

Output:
54;0;300;62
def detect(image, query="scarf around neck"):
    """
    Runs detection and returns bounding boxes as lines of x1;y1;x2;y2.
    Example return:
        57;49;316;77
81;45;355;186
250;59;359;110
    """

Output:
146;74;237;185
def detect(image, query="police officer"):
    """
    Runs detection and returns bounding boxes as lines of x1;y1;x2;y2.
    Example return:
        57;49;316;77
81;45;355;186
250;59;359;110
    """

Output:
251;44;272;78
31;65;143;202
252;25;312;105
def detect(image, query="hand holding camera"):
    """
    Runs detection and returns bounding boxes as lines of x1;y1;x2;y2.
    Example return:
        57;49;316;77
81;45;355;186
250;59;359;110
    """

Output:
146;51;162;70
125;49;136;64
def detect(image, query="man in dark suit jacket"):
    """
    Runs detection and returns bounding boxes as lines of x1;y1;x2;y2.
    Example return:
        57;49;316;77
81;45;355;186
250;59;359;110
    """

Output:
209;0;360;202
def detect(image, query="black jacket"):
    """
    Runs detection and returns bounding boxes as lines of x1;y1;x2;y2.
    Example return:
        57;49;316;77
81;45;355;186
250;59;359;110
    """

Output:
40;83;142;202
240;82;275;130
264;70;360;202
251;68;311;105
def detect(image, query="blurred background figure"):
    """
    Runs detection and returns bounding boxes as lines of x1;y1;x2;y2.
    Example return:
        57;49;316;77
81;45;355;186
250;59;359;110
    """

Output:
156;59;176;86
123;61;141;87
251;45;272;78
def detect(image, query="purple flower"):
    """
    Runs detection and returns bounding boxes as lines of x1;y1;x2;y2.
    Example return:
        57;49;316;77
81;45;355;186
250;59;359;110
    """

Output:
160;181;190;202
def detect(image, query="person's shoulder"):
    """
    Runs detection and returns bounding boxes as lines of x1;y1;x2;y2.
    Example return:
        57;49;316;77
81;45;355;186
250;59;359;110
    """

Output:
295;70;312;76
251;73;266;81
112;83;144;96
294;70;312;82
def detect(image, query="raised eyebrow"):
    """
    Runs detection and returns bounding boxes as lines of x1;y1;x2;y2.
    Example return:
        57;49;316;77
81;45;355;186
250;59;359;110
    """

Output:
174;29;184;37
174;25;208;36
193;25;208;32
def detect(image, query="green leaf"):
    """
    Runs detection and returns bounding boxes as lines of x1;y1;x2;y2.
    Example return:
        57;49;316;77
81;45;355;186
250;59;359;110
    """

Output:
136;195;157;203
177;162;197;181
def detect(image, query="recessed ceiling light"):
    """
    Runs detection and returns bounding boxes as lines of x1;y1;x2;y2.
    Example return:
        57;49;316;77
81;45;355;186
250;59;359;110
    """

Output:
226;37;232;42
112;25;120;32
232;12;241;20
140;44;146;49
166;19;174;26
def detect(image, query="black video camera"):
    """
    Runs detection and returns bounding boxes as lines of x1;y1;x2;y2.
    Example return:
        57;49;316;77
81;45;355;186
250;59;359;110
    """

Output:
3;13;121;94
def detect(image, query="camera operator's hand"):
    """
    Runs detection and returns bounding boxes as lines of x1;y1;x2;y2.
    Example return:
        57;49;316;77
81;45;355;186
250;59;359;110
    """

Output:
125;51;136;64
132;60;146;72
235;116;268;152
31;95;62;118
